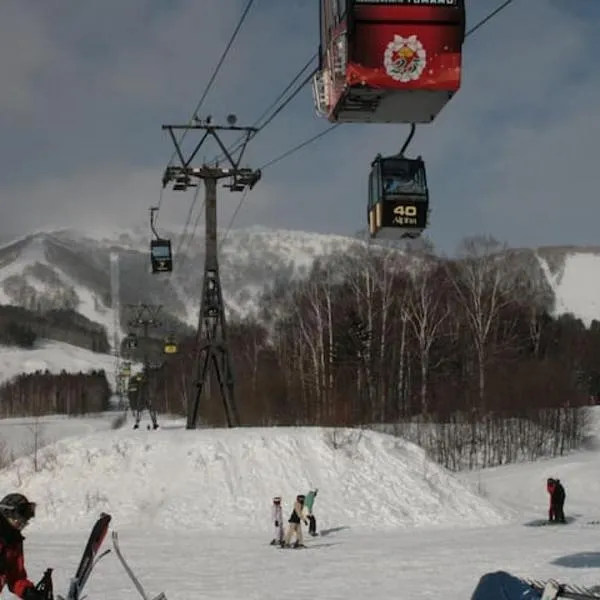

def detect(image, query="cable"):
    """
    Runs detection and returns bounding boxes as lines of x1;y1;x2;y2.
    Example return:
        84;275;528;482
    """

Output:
255;0;517;172
155;0;257;222
222;0;517;234
211;52;318;165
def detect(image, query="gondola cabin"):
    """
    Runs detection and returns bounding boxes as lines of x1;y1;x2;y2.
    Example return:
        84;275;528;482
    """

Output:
368;154;429;239
164;338;178;355
313;0;465;123
150;238;173;273
125;333;138;350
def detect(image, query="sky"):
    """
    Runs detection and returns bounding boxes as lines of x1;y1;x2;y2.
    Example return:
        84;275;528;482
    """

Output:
0;0;598;255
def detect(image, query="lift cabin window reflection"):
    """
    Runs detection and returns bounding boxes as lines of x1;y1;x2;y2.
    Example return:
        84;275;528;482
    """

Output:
381;157;427;197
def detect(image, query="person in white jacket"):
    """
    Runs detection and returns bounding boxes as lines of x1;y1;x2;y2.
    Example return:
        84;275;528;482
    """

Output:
270;496;284;546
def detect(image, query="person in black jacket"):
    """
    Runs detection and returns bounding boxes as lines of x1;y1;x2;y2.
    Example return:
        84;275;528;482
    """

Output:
548;478;566;523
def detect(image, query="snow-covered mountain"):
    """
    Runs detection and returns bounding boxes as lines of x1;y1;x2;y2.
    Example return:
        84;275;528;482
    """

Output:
0;226;600;356
0;226;363;345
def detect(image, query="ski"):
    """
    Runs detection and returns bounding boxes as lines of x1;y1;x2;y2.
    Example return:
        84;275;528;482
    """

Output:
57;513;112;600
112;531;166;600
523;578;600;600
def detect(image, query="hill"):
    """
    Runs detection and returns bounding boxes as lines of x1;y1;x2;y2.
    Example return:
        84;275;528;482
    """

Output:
0;425;508;533
0;227;600;353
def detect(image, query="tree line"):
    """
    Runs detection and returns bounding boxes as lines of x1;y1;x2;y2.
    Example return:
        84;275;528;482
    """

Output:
0;370;111;417
143;236;596;470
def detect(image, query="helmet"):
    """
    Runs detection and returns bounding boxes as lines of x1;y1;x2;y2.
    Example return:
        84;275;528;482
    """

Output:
273;496;281;504
0;493;36;527
297;494;305;503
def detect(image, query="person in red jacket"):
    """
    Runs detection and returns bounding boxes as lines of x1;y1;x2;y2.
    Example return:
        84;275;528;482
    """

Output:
0;493;43;600
547;478;566;523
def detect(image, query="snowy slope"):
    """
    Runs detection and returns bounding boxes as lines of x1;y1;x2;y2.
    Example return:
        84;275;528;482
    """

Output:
537;250;600;327
0;426;507;534
3;414;600;599
0;339;137;389
463;406;600;521
0;413;116;461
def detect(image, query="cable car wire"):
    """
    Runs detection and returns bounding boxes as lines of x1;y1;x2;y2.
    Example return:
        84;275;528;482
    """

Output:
210;52;318;165
173;0;517;257
255;0;517;173
154;0;257;223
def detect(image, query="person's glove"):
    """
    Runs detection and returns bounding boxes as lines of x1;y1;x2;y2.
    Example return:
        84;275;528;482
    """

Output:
24;587;46;600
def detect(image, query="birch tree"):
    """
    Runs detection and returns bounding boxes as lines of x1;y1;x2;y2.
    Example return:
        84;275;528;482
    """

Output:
406;260;450;417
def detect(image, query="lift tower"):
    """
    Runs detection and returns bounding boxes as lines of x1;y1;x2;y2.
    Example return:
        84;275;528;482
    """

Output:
161;115;261;429
126;303;163;430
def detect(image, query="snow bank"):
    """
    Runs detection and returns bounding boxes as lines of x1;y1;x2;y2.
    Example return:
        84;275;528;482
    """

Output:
0;425;509;533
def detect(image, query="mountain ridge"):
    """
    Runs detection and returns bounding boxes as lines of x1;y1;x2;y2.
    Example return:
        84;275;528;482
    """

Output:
0;226;597;353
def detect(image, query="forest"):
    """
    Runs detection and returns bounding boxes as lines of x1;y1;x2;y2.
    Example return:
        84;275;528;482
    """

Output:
144;237;599;470
1;236;598;473
0;370;111;417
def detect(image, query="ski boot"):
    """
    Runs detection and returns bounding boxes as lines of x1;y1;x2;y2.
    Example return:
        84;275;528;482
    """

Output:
292;541;305;549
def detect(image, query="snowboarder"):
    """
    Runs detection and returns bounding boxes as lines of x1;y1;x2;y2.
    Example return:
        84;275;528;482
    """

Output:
270;496;284;546
547;478;566;523
283;494;308;548
304;489;318;536
0;493;44;600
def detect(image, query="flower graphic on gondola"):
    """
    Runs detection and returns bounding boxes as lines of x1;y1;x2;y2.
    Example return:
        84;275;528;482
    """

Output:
383;34;427;82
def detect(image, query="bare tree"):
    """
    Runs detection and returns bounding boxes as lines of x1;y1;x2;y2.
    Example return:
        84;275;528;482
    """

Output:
447;236;514;411
405;260;450;417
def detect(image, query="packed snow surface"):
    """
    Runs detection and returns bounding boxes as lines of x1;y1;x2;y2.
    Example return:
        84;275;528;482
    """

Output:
1;411;600;598
1;425;507;533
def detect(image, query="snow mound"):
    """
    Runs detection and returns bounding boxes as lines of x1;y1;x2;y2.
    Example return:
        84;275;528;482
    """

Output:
1;426;509;533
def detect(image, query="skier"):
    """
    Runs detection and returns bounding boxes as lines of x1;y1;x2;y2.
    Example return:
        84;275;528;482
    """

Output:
270;496;284;546
283;494;308;548
304;489;318;537
548;478;566;524
0;493;44;600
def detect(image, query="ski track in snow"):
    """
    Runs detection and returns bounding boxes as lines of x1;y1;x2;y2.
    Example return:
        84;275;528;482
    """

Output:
1;409;600;599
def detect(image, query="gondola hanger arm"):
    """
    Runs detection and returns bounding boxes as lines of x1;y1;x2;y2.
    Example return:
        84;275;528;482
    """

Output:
149;207;160;239
399;123;416;157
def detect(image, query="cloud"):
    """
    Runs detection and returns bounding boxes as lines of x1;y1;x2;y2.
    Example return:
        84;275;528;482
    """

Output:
0;0;598;255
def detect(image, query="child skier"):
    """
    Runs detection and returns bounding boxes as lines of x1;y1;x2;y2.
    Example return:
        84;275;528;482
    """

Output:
283;494;308;548
270;496;284;546
304;489;318;536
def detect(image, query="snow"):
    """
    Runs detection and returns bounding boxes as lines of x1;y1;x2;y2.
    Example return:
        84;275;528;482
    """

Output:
0;413;600;598
538;251;600;327
0;425;507;533
0;339;137;389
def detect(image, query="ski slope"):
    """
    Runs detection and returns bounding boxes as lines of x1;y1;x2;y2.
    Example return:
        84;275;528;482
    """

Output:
3;413;600;599
0;339;141;388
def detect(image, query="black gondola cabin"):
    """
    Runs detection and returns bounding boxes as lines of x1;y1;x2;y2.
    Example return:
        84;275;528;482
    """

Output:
368;154;429;239
150;239;173;273
313;0;466;123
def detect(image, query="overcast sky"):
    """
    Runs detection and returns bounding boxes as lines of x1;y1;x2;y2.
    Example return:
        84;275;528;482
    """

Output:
0;0;598;254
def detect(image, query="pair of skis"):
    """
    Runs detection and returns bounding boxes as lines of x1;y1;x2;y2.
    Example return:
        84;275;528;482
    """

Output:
49;512;165;600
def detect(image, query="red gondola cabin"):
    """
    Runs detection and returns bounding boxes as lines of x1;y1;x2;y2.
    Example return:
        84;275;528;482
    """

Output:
313;0;466;124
